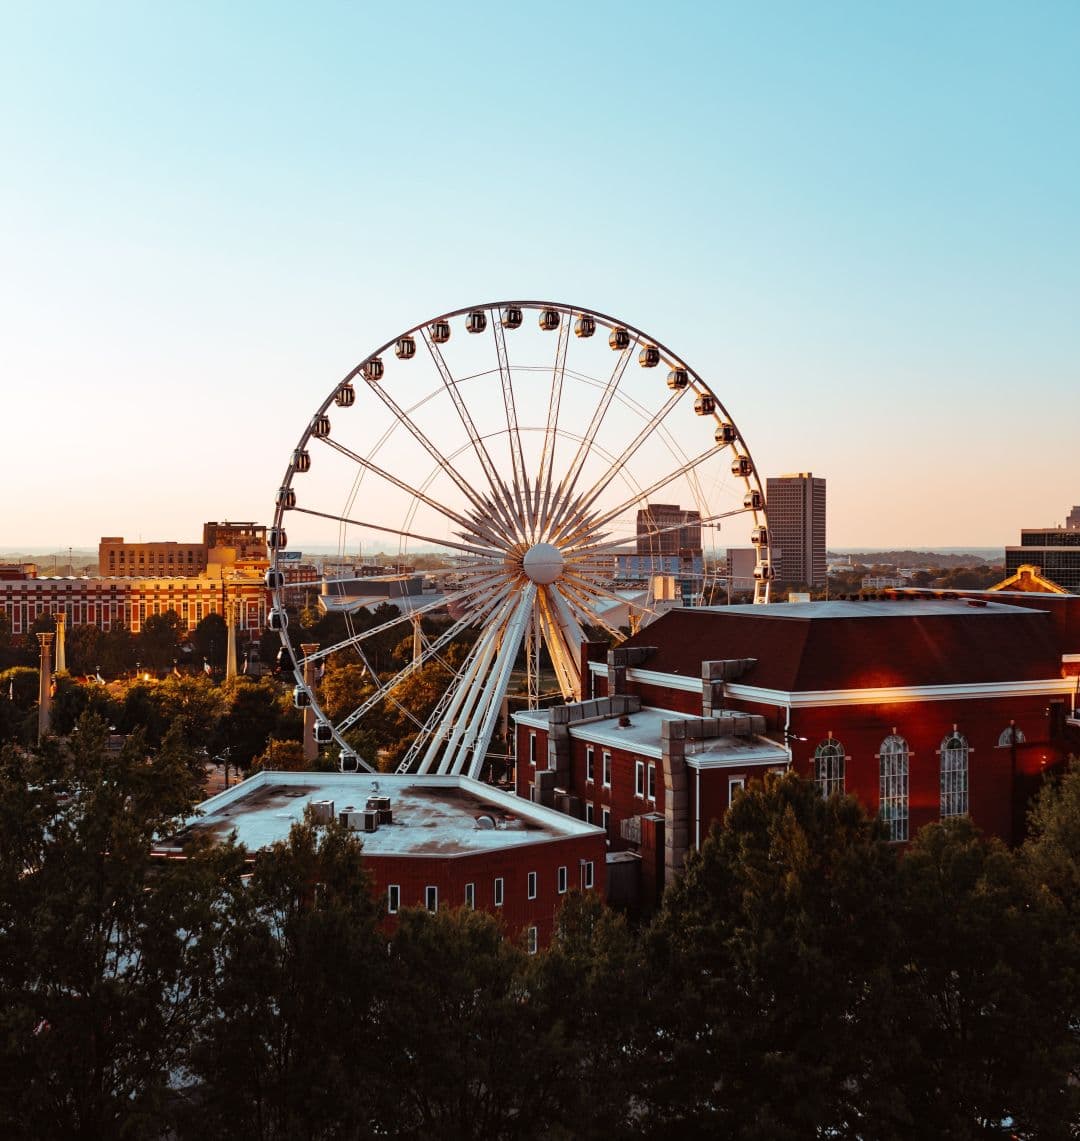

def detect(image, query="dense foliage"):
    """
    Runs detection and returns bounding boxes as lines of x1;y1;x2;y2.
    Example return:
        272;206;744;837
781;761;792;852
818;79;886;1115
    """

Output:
1;725;1078;1139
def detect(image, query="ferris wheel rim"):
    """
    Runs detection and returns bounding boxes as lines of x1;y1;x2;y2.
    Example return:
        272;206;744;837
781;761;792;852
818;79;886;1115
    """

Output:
269;300;772;771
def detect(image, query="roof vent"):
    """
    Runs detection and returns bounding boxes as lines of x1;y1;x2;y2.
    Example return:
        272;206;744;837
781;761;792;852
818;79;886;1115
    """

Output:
618;714;632;727
475;814;496;830
965;598;988;608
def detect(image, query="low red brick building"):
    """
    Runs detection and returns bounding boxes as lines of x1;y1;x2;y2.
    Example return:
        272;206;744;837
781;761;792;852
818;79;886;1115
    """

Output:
171;770;606;950
515;597;1080;901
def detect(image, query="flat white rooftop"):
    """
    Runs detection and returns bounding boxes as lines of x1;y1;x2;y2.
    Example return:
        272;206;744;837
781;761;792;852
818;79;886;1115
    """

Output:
169;770;601;857
515;705;789;766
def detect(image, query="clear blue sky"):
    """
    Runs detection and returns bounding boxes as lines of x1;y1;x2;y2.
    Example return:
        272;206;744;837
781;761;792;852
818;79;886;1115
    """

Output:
1;1;1077;549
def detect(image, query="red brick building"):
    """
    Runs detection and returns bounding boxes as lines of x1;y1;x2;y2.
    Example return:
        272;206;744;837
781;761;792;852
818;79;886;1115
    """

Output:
515;597;1080;900
171;771;606;950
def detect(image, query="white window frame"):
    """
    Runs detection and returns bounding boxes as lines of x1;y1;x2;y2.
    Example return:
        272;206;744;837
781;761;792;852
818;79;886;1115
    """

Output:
527;926;538;955
425;885;438;913
528;731;537;766
494;876;504;907
647;762;657;802
387;884;400;914
879;734;910;842
586;745;595;783
939;732;970;819
582;860;595;890
464;882;475;910
585;803;594;824
814;739;846;798
557;865;568;894
602;807;611;835
635;759;645;798
527;871;537;900
728;776;745;804
997;724;1026;747
602;750;612;789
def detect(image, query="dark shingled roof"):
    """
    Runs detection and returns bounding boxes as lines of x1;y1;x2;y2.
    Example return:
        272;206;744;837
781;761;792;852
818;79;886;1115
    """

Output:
620;599;1063;691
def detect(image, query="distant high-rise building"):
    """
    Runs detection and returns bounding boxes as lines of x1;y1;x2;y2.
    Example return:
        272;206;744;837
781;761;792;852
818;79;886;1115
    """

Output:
635;504;702;558
765;473;827;587
1004;505;1080;593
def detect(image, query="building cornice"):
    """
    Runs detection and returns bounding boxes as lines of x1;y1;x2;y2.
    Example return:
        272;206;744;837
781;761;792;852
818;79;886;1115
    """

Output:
589;662;1076;708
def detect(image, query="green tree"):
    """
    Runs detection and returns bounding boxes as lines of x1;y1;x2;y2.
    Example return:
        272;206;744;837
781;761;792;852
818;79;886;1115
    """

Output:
644;773;906;1139
192;613;227;670
250;738;306;772
64;622;105;676
99;622;136;678
0;715;215;1139
895;817;1079;1137
181;812;381;1139
370;906;562;1139
137;610;185;672
530;892;648;1138
217;677;292;770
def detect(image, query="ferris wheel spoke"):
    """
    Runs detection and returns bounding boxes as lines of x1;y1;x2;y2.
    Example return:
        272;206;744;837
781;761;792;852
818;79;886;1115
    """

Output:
422;328;523;541
549;388;688;545
319;436;509;548
457;584;536;780
303;573;507;664
560;571;668;627
545;340;635;539
362;371;512;535
555;579;628;644
415;591;521;774
567;506;755;560
290;505;504;561
557;443;726;548
536;316;571;535
434;592;525;775
334;585;512;737
490;311;531;529
538;585;585;700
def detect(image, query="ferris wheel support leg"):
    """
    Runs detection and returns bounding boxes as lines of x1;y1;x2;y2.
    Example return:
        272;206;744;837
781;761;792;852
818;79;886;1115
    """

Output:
460;585;536;780
432;612;512;775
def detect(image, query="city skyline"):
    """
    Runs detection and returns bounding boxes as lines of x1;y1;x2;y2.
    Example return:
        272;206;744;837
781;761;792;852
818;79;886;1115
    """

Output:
2;3;1077;549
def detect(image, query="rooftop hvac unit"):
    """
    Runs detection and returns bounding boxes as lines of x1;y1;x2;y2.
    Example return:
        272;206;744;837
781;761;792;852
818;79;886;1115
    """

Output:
362;809;380;833
339;808;364;830
310;799;335;825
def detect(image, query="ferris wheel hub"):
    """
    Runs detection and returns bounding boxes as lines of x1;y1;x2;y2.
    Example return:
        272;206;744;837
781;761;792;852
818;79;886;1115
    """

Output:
522;542;564;585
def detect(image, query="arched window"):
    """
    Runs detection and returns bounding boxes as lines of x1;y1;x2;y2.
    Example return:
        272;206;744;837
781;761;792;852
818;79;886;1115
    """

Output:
997;724;1026;747
814;739;846;798
878;734;909;842
940;732;969;818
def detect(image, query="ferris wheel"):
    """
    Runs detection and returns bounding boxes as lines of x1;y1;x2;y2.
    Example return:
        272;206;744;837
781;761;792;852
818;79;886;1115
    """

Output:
267;301;771;774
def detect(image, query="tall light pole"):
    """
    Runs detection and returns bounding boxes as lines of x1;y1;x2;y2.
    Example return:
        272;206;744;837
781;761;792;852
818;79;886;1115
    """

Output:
37;632;55;742
301;643;320;764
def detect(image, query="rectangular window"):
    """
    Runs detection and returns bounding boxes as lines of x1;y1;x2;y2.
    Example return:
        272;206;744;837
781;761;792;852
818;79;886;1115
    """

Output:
465;882;475;909
585;803;594;824
728;777;745;805
583;860;595;890
586;745;595;783
494;877;504;907
387;884;400;914
425;885;438;913
557;865;568;894
527;871;537;900
635;760;645;798
647;763;657;801
602;751;612;789
602;808;611;835
529;732;537;766
527;926;538;955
